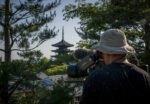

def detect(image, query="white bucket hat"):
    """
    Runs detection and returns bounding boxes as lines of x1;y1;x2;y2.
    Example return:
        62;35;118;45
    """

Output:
92;29;135;54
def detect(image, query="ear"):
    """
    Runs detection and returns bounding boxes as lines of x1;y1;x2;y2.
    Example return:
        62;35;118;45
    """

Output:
106;53;111;57
96;50;103;59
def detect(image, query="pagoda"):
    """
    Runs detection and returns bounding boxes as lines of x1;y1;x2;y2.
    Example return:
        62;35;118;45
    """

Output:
51;27;74;57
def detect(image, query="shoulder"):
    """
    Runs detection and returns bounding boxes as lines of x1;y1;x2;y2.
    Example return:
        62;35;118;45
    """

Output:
126;63;150;77
89;63;118;76
85;64;112;83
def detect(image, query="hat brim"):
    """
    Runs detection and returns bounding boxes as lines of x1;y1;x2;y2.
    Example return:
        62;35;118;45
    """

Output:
91;43;135;54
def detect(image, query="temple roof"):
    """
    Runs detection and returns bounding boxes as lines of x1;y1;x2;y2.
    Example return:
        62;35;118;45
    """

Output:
51;48;72;53
52;40;74;47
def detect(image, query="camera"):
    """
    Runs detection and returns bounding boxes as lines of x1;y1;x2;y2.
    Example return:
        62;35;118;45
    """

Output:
67;49;104;78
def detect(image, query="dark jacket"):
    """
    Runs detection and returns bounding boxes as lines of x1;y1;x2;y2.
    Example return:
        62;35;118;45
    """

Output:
80;63;150;104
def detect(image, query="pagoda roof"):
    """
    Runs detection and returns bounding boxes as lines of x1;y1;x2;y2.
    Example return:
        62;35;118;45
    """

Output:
51;48;72;53
52;27;74;47
52;40;74;47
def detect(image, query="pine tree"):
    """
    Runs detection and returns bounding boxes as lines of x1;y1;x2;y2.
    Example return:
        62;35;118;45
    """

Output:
0;0;60;104
0;0;60;62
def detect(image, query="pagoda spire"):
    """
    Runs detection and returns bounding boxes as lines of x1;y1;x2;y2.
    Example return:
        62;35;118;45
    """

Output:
62;26;64;41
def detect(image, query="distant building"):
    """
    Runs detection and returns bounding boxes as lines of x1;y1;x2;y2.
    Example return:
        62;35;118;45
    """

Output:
51;27;74;58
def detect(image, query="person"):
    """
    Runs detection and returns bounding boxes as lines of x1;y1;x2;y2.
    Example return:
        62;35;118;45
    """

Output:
80;29;150;104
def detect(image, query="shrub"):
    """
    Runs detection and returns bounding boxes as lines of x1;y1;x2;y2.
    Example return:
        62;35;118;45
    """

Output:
45;64;67;75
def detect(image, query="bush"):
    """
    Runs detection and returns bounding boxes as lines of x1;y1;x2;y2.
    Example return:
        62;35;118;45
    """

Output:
138;52;150;66
45;64;67;75
36;79;75;104
49;79;75;104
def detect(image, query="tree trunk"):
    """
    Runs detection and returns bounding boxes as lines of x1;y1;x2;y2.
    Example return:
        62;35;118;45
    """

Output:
0;0;11;104
4;0;11;62
0;79;8;104
0;63;9;104
4;26;11;62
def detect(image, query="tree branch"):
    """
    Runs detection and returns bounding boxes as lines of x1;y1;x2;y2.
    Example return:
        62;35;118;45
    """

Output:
8;78;23;98
0;8;5;11
9;0;24;20
0;21;4;26
0;48;5;52
11;40;46;52
10;12;30;25
10;9;21;20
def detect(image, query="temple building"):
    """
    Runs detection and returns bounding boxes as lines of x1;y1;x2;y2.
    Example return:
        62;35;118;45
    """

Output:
51;27;74;57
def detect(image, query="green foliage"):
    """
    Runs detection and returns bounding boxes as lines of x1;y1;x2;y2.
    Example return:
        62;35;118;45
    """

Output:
0;57;77;104
31;79;75;104
18;52;53;72
49;79;75;104
11;93;38;104
34;57;53;72
63;1;102;40
63;0;150;65
76;40;98;49
45;64;67;75
10;79;76;104
138;52;150;66
36;87;52;104
0;60;39;104
0;0;61;62
17;50;43;62
0;56;56;104
52;53;76;65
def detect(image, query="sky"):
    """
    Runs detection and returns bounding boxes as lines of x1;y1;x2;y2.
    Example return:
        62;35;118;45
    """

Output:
0;0;83;60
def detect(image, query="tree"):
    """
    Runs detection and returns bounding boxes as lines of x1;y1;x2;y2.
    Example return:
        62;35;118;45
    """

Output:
0;54;55;104
0;1;60;103
76;40;97;49
63;0;150;65
52;53;76;65
0;60;39;104
104;0;150;52
35;79;76;104
0;0;60;62
63;0;110;48
104;0;150;65
48;79;75;104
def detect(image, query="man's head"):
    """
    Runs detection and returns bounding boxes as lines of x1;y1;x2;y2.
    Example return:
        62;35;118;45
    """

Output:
92;29;135;65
